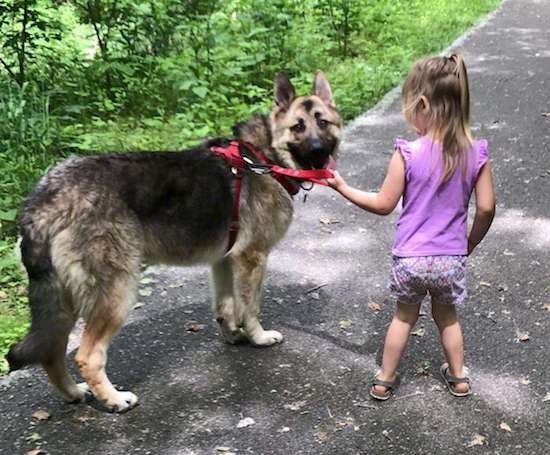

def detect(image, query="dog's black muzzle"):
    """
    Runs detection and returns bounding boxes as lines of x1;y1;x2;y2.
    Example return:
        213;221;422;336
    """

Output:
289;139;335;170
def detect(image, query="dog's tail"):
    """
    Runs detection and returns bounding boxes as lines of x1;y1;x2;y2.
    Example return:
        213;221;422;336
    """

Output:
6;232;73;372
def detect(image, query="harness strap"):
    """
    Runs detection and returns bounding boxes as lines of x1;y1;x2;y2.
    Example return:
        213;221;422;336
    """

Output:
253;149;300;195
228;171;242;253
269;165;333;186
210;140;335;254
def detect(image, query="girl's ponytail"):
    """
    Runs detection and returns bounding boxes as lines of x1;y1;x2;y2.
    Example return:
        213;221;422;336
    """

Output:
439;53;472;183
449;53;471;136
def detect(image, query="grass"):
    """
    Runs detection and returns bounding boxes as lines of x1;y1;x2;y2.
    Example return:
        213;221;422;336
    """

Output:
0;238;29;373
0;0;501;374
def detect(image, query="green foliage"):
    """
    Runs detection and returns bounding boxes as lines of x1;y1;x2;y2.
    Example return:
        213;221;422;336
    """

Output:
0;79;67;238
0;0;500;373
0;237;29;373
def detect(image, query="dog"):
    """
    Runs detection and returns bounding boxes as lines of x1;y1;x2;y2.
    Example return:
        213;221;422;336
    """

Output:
6;71;342;412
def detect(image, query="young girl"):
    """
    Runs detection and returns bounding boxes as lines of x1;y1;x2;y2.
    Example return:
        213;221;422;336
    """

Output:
328;54;495;400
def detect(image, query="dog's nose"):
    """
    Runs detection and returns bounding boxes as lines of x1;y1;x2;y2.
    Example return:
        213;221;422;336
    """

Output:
310;138;324;153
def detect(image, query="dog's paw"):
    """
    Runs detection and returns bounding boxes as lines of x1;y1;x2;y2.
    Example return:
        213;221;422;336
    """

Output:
250;329;284;346
222;328;248;345
64;382;92;403
104;391;139;413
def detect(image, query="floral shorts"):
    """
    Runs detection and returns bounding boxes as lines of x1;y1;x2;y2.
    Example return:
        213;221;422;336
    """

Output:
389;256;467;306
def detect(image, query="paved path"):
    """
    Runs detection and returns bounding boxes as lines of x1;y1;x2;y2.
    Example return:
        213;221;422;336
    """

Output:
1;0;549;453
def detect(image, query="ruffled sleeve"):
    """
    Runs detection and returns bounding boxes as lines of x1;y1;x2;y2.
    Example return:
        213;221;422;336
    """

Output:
394;138;412;180
475;139;489;177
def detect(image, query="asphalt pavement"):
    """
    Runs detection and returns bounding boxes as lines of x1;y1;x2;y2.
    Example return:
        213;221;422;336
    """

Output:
1;0;549;453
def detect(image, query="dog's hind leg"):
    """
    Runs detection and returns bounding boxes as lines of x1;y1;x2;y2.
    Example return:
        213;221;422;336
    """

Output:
233;251;283;346
43;339;91;404
41;286;90;404
75;272;138;413
7;235;89;403
211;256;247;344
10;303;89;403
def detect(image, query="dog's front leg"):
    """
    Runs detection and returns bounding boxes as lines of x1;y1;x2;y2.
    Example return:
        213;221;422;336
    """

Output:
233;251;283;346
211;256;247;344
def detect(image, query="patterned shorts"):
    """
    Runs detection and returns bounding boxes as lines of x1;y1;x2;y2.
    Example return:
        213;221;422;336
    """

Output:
389;256;467;306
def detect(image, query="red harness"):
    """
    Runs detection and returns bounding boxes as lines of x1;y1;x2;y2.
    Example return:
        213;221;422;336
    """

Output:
210;140;334;253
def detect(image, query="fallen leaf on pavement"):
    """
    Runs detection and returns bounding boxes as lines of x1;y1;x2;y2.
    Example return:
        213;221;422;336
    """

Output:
278;426;290;433
27;450;48;455
27;433;42;442
542;303;550;312
502;249;515;256
284;400;307;411
415;360;431;375
237;417;255;428
515;329;530;342
368;302;381;312
31;410;50;421
411;327;425;337
139;277;157;285
132;302;144;310
73;414;95;424
542;112;550;117
467;433;487;447
315;431;329;443
499;421;512;432
138;287;153;297
185;322;205;332
319;217;340;225
479;281;491;288
215;447;234;453
339;319;352;330
382;429;391;440
542;392;550;402
519;378;531;385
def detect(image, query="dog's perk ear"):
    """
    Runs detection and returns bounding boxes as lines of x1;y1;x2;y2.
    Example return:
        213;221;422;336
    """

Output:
312;70;335;108
274;72;296;111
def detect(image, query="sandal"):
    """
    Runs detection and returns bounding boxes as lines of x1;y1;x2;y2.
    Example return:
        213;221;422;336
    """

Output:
439;363;472;397
370;373;397;401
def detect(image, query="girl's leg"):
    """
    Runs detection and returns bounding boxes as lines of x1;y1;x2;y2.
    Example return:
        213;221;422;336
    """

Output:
431;304;469;394
373;302;421;395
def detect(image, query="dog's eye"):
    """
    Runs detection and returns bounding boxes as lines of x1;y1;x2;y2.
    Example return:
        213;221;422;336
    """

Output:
291;121;306;133
317;119;328;129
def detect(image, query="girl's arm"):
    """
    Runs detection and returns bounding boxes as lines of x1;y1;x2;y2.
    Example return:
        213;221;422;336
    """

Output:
328;151;405;215
468;162;496;254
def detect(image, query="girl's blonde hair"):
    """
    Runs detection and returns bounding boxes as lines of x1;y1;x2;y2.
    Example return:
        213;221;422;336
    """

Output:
402;53;472;182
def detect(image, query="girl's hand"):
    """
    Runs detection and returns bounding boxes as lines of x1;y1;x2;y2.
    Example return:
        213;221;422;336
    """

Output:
326;170;347;191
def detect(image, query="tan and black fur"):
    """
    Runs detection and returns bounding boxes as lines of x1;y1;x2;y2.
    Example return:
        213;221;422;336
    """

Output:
6;71;341;412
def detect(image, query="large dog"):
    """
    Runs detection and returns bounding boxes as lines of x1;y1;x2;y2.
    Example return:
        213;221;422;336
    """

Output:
7;71;342;412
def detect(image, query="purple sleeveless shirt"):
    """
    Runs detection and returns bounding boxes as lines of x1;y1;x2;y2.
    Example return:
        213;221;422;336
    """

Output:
392;136;489;257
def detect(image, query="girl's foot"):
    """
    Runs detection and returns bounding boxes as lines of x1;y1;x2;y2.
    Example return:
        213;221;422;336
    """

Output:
370;373;398;401
440;363;472;396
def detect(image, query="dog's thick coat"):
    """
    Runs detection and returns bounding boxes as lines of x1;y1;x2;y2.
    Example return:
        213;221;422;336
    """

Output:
7;72;341;412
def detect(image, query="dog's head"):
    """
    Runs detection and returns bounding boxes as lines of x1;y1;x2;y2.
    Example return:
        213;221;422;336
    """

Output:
269;71;341;170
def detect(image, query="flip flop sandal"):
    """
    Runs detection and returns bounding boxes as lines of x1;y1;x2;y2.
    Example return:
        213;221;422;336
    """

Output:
370;374;397;401
439;362;472;397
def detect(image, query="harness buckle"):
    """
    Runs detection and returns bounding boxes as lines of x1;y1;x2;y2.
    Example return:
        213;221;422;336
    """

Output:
242;156;273;175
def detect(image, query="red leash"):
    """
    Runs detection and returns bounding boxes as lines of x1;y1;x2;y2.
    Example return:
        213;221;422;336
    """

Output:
210;141;334;253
